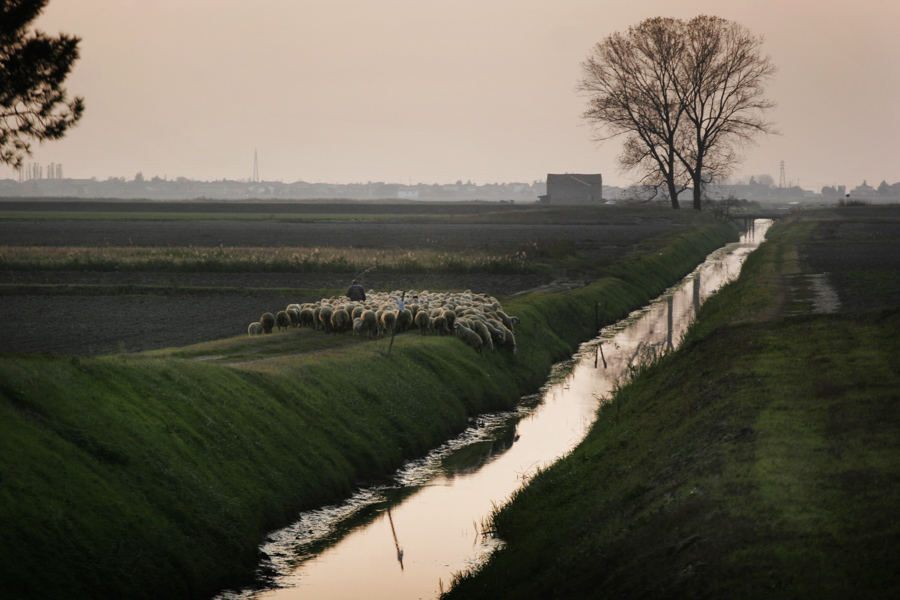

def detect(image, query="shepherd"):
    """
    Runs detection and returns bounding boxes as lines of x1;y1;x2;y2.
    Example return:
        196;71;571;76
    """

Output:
346;279;366;302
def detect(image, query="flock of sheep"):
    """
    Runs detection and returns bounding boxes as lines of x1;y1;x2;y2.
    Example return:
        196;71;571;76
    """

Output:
248;289;520;356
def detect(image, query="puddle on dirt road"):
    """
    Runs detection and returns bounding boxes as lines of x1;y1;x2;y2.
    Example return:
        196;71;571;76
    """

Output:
784;273;842;315
213;220;772;600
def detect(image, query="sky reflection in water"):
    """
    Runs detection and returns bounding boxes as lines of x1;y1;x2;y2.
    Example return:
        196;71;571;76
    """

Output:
216;220;771;600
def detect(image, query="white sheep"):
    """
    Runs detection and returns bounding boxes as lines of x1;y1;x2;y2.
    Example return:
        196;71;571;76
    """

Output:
440;309;457;330
258;289;517;354
318;305;335;333
496;310;518;332
299;307;316;328
275;310;292;332
361;310;379;338
483;318;507;346
414;310;431;335
463;317;494;351
431;315;450;336
381;310;398;337
497;323;517;354
454;322;484;355
331;308;351;333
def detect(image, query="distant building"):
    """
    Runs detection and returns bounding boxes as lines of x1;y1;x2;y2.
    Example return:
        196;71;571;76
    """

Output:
850;180;875;198
540;173;603;204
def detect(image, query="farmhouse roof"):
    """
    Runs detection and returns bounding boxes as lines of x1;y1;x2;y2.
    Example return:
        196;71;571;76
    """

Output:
547;173;603;186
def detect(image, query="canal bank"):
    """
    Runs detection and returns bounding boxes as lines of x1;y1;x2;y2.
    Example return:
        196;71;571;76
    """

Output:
0;224;735;600
446;211;900;599
217;222;768;600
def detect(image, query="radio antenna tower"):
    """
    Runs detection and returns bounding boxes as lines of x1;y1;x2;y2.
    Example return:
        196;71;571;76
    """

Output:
779;160;786;188
252;149;260;183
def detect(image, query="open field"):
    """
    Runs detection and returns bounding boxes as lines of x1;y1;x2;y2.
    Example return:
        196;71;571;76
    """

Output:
797;206;900;311
0;219;672;251
0;201;711;356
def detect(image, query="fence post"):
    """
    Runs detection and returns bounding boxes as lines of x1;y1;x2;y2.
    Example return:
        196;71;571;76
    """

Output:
597;300;607;331
388;292;406;356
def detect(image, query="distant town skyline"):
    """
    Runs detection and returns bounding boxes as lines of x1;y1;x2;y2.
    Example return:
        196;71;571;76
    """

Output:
10;161;894;194
8;168;897;205
1;0;897;191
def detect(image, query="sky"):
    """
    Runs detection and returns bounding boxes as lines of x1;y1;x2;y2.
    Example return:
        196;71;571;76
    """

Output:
4;0;898;190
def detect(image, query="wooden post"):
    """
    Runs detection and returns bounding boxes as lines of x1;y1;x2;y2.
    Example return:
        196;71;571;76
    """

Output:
387;291;405;356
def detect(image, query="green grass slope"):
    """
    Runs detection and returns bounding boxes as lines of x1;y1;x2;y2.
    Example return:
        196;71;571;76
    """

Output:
446;217;900;599
0;224;734;600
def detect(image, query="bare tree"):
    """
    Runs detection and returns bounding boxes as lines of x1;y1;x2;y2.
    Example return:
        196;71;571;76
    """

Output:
0;0;84;169
674;16;777;209
579;18;689;209
579;16;776;210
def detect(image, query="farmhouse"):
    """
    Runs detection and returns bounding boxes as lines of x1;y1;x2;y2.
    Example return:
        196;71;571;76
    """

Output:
539;173;603;204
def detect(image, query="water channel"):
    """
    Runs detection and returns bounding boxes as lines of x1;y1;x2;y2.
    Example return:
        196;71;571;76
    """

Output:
215;220;771;600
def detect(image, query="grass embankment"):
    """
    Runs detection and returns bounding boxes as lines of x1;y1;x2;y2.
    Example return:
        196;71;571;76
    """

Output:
446;216;900;599
0;224;734;600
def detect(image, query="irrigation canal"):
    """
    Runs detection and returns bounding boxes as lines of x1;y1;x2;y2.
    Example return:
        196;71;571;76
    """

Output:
214;220;772;600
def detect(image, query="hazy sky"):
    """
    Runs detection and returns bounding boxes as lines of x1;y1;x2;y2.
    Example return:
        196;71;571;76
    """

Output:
5;0;898;190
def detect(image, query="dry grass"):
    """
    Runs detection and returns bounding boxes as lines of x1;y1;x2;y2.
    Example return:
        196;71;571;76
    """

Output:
0;244;556;274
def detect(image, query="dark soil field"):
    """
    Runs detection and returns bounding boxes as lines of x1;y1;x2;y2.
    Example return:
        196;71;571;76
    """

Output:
0;219;672;257
799;206;900;311
0;201;691;356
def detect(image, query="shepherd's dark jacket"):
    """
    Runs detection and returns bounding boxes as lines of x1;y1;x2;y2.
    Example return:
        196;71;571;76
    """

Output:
347;284;366;301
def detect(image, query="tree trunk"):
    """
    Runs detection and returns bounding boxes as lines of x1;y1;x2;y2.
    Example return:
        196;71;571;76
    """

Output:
667;181;681;209
692;154;704;210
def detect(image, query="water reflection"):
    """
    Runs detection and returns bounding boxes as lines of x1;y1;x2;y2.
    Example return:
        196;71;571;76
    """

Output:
693;273;701;316
439;418;520;478
387;509;403;571
215;220;771;600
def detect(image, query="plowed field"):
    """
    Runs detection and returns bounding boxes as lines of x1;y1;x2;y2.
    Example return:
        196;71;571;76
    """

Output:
0;201;691;356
